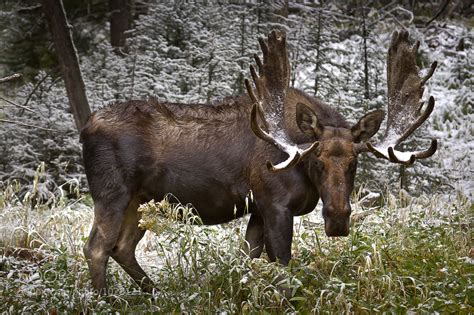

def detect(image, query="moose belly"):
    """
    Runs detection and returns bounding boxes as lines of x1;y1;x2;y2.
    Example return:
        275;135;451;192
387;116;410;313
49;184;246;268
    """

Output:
138;159;250;225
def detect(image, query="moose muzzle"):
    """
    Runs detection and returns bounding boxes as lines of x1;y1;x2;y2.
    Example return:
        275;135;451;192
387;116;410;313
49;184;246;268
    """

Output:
323;206;351;237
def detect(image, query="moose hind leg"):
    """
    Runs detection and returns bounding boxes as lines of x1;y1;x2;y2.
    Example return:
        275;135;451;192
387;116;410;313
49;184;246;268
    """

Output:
111;198;155;293
83;195;129;294
244;213;265;259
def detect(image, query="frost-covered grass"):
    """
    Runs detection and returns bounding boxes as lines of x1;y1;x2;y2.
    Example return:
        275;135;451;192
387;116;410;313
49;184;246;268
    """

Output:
0;176;472;313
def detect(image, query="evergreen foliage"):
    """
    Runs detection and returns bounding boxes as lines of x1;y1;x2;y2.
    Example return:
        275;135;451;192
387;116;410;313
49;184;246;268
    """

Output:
0;2;472;197
0;1;472;312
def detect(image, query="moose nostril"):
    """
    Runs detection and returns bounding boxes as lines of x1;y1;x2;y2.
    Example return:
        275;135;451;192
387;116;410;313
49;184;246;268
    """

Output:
324;214;350;237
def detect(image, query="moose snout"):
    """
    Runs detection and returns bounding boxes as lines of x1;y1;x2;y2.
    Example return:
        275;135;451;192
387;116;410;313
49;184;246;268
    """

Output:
323;206;351;237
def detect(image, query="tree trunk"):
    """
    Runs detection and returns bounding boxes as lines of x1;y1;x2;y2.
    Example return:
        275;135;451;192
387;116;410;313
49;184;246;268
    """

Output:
290;23;303;88
361;5;370;99
207;51;216;102
42;0;91;132
314;10;322;96
399;165;407;191
237;11;246;94
109;0;131;51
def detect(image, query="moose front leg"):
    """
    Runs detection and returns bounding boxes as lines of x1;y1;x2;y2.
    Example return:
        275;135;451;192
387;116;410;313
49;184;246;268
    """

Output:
244;213;265;258
263;206;293;265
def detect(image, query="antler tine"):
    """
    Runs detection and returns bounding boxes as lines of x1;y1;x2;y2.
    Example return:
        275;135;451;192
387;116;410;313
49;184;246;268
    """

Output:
366;138;437;166
244;78;257;104
249;65;264;100
254;54;264;74
412;40;420;55
388;147;416;165
365;30;438;165
245;78;267;130
266;141;319;172
249;102;320;172
258;37;269;60
250;102;300;172
249;103;277;147
414;139;437;159
421;61;437;86
246;30;319;172
396;96;435;145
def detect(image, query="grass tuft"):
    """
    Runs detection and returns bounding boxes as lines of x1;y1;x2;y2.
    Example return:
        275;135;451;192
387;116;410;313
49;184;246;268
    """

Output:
0;178;472;313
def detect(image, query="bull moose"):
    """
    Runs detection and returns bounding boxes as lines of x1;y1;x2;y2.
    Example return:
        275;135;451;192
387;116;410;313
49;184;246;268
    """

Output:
81;30;438;293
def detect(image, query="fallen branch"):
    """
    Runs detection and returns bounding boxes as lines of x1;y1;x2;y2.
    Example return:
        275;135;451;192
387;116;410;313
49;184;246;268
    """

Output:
0;96;37;115
0;73;22;84
16;4;43;14
0;119;55;131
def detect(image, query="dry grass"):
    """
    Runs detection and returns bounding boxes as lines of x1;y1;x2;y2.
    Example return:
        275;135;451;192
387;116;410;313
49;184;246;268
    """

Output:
0;173;472;313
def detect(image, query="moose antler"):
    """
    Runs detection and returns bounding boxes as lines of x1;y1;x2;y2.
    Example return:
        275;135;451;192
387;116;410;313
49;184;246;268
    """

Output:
245;30;319;172
359;30;438;165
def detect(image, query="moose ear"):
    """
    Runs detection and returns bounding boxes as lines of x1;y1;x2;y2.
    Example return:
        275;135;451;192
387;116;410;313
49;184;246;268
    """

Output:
351;109;385;142
296;103;324;139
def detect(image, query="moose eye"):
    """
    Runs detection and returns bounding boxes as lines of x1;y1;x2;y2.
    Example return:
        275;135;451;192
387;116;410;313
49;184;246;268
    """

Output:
314;159;325;170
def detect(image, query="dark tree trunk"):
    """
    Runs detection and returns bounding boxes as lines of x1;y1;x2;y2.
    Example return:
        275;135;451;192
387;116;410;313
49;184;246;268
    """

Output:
109;0;131;51
42;0;91;132
361;5;370;99
207;51;216;102
290;23;303;88
313;10;322;96
399;165;407;191
237;11;246;94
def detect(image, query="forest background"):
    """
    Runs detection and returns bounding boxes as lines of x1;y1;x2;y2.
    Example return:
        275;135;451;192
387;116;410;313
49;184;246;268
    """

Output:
0;0;472;313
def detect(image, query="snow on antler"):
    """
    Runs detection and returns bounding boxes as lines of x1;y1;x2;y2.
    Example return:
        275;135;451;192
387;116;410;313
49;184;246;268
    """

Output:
245;30;319;172
364;30;438;165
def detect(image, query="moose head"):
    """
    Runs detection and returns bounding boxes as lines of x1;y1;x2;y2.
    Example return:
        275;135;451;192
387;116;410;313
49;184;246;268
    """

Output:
245;30;437;236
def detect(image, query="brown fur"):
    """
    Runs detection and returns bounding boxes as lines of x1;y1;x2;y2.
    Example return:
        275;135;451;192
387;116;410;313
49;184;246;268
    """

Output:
81;87;384;293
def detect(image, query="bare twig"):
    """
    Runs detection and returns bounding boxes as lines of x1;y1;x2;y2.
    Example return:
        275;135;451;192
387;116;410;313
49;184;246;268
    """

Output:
426;0;451;27
0;96;37;115
384;11;409;29
0;74;22;84
394;5;414;23
44;76;61;94
0;119;55;131
22;73;50;108
16;4;43;14
368;5;413;28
